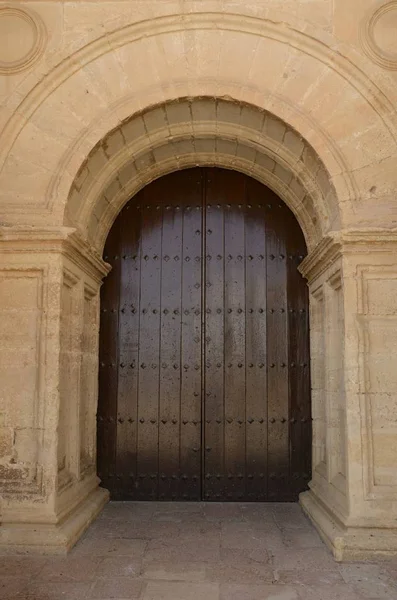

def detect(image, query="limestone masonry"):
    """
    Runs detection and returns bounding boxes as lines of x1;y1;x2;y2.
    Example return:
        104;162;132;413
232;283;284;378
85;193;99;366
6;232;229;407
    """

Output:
1;0;397;560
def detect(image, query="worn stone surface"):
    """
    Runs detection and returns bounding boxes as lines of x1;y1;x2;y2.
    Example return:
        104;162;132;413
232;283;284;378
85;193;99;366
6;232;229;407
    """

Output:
1;502;397;599
1;0;397;560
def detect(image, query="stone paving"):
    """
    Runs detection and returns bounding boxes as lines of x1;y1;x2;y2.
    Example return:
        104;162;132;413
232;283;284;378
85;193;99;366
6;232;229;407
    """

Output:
1;502;397;599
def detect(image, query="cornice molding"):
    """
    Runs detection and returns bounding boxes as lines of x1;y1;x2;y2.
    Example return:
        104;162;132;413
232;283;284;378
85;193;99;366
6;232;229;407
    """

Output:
299;228;397;282
299;233;341;283
0;227;110;282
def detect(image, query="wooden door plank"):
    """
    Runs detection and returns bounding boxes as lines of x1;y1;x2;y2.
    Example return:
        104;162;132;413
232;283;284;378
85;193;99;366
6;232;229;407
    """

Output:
98;218;121;494
244;180;268;500
135;187;162;500
203;169;226;500
115;202;141;498
266;197;290;501
179;171;203;500
222;171;247;500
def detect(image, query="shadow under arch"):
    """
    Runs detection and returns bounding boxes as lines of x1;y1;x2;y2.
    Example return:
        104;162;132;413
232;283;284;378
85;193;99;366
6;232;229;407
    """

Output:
97;165;312;502
64;97;340;253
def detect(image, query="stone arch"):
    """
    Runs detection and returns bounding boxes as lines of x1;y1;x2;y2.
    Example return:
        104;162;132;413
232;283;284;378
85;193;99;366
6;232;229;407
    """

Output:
3;8;397;559
66;98;337;252
1;12;396;235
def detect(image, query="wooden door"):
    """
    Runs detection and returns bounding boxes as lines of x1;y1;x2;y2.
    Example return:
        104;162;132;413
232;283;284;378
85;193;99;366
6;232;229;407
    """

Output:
97;167;311;501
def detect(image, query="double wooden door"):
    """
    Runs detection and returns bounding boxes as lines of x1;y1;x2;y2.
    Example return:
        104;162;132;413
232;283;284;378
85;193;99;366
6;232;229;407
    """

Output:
98;167;311;501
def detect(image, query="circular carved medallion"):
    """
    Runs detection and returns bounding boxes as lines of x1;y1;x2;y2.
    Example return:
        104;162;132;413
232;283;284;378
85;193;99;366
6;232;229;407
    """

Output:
361;1;397;70
0;6;46;75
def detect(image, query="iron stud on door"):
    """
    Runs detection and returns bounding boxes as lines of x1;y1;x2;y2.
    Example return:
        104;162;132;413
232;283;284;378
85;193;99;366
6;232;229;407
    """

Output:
98;167;311;501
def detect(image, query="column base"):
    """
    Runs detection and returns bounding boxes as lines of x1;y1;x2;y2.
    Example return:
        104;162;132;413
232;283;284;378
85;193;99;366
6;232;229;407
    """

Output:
0;486;109;555
300;489;397;561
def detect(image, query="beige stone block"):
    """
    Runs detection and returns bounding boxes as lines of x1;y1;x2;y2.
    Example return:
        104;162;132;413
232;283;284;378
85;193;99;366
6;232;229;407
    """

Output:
264;115;286;144
152;142;177;165
13;428;39;464
283;130;305;158
216;32;259;84
165;101;192;126
254;152;275;172
216;100;241;126
143;106;168;135
103;129;124;157
193;138;216;154
274;163;293;186
104;179;121;203
191;98;217;122
289;177;307;202
87;148;108;180
338;125;396;172
247;37;291;94
235;143;256;163
215;138;237;156
118;160;139;187
73;167;91;193
122;116;146;144
135;152;155;173
113;38;162;93
366;278;397;315
173;138;195;156
0;427;13;458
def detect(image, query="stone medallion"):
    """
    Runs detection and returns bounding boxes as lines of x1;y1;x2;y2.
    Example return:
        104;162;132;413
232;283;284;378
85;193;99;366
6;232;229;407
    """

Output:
0;6;47;75
361;1;397;70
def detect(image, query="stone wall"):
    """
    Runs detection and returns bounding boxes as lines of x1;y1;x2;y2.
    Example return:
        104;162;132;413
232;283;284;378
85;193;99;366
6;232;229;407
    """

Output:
1;0;397;558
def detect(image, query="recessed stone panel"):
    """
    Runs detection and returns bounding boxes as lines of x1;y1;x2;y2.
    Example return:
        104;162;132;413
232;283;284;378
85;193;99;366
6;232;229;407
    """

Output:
0;7;46;74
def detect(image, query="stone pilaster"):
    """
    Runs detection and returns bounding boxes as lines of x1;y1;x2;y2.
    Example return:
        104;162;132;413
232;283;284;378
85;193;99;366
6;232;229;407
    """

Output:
0;227;110;553
300;229;397;560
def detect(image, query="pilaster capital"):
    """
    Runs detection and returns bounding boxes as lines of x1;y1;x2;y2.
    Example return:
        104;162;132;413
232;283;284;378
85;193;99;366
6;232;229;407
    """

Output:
299;228;397;283
0;226;110;283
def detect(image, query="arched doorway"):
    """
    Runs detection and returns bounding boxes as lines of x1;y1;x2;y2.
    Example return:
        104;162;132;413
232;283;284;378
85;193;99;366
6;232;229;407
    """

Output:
97;167;311;502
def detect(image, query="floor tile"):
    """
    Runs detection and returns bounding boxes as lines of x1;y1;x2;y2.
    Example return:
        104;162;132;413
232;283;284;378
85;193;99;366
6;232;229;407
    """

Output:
220;583;299;599
96;557;142;578
35;556;101;582
276;569;344;585
282;528;326;549
15;582;92;599
142;581;220;600
5;502;397;599
297;583;368;600
0;557;47;578
142;561;207;581
72;537;147;557
270;546;338;571
351;580;397;599
0;577;30;599
89;577;144;599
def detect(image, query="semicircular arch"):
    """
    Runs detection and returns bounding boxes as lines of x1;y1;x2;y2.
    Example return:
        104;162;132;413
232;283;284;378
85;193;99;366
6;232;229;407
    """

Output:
67;98;337;252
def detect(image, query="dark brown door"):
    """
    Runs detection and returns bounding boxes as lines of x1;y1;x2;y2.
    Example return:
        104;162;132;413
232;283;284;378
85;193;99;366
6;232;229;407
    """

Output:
97;168;311;501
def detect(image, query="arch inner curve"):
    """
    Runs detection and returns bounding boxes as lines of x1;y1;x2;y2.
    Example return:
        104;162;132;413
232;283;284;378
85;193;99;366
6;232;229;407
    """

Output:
65;97;340;252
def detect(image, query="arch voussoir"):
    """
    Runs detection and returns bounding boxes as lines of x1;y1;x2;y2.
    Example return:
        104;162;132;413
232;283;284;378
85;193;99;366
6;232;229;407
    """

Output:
66;97;337;252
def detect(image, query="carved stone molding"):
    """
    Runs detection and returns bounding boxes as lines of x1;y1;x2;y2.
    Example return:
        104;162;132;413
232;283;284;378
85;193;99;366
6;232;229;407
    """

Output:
360;2;397;70
0;226;110;282
0;6;47;75
299;228;397;282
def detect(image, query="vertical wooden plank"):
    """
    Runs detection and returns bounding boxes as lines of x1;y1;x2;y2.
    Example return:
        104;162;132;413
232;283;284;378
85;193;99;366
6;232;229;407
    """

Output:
97;217;121;496
136;186;162;500
286;211;311;499
266;195;290;501
202;168;226;500
158;173;185;500
180;171;203;500
97;167;311;502
244;179;268;501
115;202;141;498
222;171;247;500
